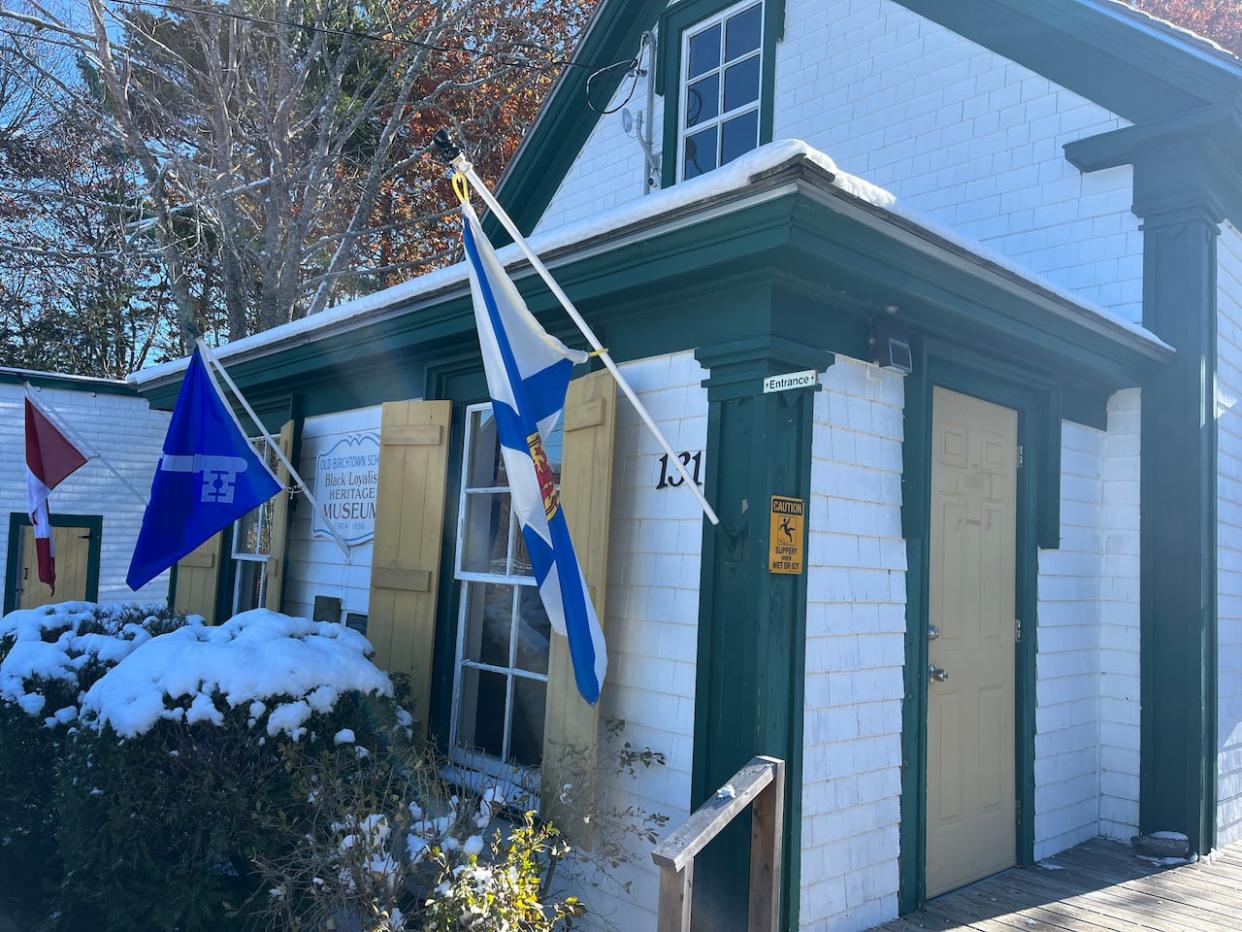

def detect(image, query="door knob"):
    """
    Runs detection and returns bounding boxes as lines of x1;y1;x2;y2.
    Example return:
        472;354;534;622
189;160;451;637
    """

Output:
928;664;950;683
928;624;941;640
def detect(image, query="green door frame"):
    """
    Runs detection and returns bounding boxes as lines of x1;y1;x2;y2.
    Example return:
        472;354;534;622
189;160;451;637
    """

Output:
898;340;1050;912
4;512;104;614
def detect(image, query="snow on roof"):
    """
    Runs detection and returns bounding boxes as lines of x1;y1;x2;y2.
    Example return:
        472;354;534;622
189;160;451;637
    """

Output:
1091;1;1242;68
1;365;128;388
130;139;1168;388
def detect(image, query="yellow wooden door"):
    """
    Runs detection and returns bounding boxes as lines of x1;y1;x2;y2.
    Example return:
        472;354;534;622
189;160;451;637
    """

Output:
173;534;223;622
367;400;452;737
19;525;90;608
926;387;1018;897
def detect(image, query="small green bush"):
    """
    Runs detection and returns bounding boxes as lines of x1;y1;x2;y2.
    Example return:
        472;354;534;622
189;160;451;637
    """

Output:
52;699;370;932
0;602;184;909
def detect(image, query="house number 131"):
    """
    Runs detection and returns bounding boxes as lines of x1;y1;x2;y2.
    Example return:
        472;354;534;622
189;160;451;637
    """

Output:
656;451;703;489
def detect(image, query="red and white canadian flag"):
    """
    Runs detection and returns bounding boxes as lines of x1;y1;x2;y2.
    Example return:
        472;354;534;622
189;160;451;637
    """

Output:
25;392;89;594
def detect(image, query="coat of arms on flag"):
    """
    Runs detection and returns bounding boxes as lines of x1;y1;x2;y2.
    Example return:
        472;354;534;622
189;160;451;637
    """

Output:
24;391;90;594
460;201;608;705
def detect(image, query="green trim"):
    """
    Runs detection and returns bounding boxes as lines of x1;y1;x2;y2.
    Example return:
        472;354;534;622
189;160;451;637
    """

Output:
0;369;136;397
4;512;103;614
483;0;667;242
139;180;1162;418
1131;157;1222;854
656;0;785;189
167;561;178;607
692;332;829;932
425;359;489;750
1065;107;1242;229
897;343;1044;914
213;522;235;626
892;0;1242;125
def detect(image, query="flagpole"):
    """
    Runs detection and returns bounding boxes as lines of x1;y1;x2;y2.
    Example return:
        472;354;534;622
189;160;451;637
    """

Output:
444;149;720;527
195;340;354;561
23;383;150;507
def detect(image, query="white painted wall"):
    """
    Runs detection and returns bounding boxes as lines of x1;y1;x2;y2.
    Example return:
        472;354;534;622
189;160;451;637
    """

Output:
1034;392;1140;861
560;351;707;929
801;356;905;932
1216;220;1242;847
537;0;1142;322
0;381;170;607
1097;392;1141;843
282;406;382;623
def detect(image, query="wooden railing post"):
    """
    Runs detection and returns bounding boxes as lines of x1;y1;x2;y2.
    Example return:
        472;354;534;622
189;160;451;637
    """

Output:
748;756;785;932
656;857;693;932
651;755;785;932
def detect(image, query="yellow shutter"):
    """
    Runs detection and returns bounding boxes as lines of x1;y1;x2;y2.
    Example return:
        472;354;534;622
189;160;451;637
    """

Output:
173;534;223;622
263;420;295;612
541;369;617;837
367;400;452;737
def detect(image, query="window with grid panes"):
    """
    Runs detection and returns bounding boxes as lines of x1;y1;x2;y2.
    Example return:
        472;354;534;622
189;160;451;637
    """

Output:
450;404;562;781
231;440;279;614
678;0;763;181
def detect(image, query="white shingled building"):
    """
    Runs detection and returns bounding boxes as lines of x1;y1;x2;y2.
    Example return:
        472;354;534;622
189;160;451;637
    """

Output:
126;1;1242;929
0;368;170;612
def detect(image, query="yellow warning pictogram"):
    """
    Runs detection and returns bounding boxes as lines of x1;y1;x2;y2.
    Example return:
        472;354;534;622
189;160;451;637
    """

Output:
769;495;805;575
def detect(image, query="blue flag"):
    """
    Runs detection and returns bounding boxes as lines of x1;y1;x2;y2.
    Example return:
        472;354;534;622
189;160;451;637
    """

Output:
461;203;607;705
127;348;282;591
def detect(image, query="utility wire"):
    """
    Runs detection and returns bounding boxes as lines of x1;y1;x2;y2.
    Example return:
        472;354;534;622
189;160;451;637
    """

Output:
103;0;633;75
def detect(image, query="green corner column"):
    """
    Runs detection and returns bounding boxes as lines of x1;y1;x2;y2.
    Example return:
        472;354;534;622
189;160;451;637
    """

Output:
1134;145;1225;852
690;335;832;931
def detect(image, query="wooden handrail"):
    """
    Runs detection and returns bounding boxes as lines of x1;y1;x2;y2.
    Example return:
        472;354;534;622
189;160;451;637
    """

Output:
651;755;785;932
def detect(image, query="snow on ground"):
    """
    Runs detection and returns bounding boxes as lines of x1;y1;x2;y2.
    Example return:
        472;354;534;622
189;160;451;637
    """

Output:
79;609;392;739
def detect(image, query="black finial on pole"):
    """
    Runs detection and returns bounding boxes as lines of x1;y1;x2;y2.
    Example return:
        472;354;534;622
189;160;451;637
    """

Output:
432;128;462;164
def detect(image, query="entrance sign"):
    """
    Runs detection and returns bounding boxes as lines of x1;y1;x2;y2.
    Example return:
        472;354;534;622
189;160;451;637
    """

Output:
762;370;818;394
313;432;380;545
768;495;805;575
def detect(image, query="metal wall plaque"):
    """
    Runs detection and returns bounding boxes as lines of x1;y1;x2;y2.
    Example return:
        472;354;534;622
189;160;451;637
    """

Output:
769;495;805;575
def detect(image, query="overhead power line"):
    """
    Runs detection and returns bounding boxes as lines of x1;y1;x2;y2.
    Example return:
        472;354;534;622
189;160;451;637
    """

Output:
103;0;630;74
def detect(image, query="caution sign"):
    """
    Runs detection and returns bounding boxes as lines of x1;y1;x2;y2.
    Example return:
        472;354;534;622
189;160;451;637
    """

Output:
769;495;805;575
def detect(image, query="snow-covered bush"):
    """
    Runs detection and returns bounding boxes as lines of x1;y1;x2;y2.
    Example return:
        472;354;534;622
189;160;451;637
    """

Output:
0;604;398;931
52;609;394;931
254;741;585;932
0;601;187;907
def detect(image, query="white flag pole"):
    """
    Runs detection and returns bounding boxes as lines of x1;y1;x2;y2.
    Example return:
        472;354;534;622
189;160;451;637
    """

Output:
22;382;150;507
195;339;354;561
449;155;720;527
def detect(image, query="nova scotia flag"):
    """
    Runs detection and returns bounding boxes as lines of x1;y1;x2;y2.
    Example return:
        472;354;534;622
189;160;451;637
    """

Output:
461;203;607;705
127;348;283;591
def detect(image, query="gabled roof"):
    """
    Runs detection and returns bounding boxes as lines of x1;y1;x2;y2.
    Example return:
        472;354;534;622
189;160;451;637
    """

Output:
1;366;136;396
494;0;1242;238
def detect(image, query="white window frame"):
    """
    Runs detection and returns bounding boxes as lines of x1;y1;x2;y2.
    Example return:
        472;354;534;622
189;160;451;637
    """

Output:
230;438;275;615
448;402;553;790
676;0;765;183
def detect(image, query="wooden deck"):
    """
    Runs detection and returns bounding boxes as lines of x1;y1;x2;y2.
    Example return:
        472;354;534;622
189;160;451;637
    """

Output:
874;838;1242;931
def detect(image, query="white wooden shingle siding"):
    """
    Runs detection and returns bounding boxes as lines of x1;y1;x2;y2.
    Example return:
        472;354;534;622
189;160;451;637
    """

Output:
563;351;706;929
1034;392;1140;861
0;383;170;604
801;357;906;931
537;0;1142;325
1217;220;1242;847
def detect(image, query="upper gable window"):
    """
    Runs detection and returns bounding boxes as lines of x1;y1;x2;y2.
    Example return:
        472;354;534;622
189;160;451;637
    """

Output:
678;0;764;181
